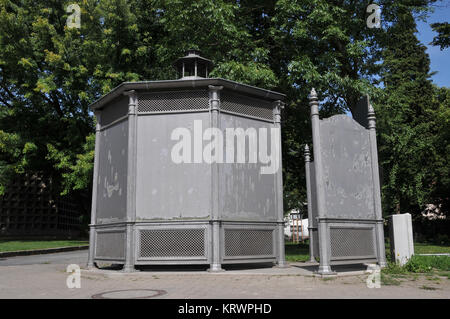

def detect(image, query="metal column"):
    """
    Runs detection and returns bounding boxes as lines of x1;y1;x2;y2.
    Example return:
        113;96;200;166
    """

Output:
208;85;224;272
123;90;138;272
87;111;101;269
309;89;334;275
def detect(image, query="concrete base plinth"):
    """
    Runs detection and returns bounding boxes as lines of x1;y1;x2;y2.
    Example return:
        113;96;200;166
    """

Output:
122;265;138;273
317;265;336;276
208;264;225;272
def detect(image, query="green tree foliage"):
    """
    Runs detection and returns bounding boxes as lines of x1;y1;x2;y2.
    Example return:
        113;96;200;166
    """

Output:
376;5;449;215
272;0;386;210
0;0;447;219
430;22;450;49
428;86;450;214
0;0;154;199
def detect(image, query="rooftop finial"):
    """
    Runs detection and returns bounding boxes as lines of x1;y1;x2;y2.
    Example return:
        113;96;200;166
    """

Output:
368;102;375;115
309;88;319;116
309;88;317;100
304;144;310;161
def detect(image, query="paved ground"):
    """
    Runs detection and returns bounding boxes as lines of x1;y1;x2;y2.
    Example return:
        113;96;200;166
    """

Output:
0;251;449;299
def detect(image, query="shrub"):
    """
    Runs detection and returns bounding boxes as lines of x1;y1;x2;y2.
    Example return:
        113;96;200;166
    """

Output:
405;256;433;273
383;255;450;274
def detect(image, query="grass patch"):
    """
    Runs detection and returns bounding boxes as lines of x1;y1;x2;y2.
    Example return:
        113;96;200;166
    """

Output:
381;273;401;286
426;276;441;282
285;241;310;262
405;255;450;272
0;240;88;252
385;240;450;255
382;261;409;275
414;243;450;254
390;273;408;278
383;255;450;279
435;271;450;279
419;285;438;291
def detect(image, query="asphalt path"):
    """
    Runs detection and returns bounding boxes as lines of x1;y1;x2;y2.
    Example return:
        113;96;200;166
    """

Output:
0;250;88;266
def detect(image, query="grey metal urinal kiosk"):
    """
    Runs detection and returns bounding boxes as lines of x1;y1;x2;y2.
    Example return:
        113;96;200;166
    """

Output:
305;89;387;275
87;50;287;271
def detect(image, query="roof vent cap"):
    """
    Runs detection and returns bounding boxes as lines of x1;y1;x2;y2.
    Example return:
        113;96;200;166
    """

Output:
174;49;214;80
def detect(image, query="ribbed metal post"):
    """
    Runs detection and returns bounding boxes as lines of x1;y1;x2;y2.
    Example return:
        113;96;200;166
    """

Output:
123;90;138;272
309;88;333;275
208;85;224;272
304;144;316;262
273;100;287;268
87;111;101;269
367;101;387;268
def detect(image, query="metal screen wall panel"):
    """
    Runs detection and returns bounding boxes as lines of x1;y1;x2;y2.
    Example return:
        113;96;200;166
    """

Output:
320;115;375;220
100;96;128;127
329;226;376;260
96;120;128;223
135;113;211;220
223;228;275;258
138;90;209;113
219;114;277;221
95;230;126;260
138;228;207;259
221;91;273;121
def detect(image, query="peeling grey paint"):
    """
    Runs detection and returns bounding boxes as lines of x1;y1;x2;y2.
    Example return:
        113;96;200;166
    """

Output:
96;119;128;222
135;112;212;220
320;115;375;220
220;113;277;221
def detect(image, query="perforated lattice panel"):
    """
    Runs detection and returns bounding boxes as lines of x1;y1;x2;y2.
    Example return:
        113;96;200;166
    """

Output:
224;229;274;257
138;90;209;113
329;227;375;258
95;231;125;259
221;92;274;121
139;229;206;258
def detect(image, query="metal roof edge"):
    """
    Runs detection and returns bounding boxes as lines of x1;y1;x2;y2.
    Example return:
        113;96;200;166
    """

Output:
89;78;286;110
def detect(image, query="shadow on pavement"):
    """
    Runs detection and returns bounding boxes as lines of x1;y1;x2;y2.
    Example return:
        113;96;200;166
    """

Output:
96;262;276;272
291;263;368;274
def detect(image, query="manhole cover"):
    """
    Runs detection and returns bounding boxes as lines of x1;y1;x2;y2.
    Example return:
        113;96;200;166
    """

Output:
92;289;167;299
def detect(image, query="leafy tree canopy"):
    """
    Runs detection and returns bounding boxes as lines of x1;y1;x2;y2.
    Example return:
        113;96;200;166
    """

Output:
0;0;447;218
431;22;450;49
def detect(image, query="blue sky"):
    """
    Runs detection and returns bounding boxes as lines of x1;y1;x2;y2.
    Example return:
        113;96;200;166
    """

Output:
416;1;450;88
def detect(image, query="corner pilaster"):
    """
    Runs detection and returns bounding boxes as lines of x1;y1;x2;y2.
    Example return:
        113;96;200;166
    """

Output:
309;89;333;275
208;85;224;272
122;90;138;272
367;100;387;267
87;111;102;270
273;100;287;268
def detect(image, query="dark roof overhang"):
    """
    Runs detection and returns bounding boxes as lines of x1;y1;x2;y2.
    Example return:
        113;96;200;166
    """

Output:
89;78;286;110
